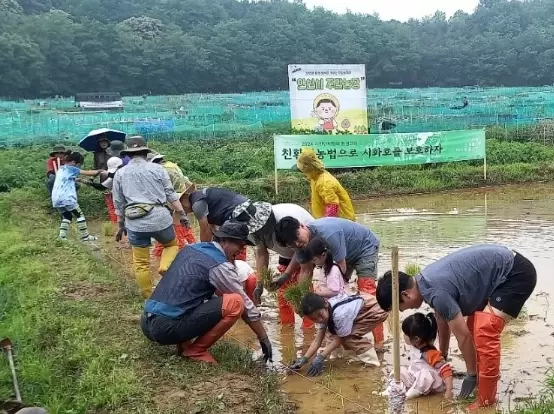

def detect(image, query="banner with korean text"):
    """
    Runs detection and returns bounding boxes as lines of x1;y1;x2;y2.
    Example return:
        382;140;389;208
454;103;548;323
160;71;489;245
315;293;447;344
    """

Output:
274;130;485;169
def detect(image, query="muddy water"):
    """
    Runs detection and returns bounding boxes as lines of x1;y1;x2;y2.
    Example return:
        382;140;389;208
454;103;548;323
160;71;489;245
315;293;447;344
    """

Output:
228;184;554;413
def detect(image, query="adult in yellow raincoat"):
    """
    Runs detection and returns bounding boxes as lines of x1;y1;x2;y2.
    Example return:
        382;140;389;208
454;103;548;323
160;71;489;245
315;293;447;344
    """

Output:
296;148;355;221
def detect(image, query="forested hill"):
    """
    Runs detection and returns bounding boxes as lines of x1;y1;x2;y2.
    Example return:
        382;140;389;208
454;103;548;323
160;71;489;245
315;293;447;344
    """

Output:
2;0;554;98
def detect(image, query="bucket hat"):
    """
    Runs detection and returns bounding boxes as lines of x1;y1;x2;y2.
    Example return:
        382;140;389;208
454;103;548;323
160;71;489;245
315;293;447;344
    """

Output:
50;144;70;157
146;152;165;163
232;201;273;234
107;140;126;157
121;136;151;155
213;221;255;246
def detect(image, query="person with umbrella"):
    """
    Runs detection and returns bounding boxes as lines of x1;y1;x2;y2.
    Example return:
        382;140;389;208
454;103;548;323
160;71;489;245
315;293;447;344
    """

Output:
112;136;188;298
78;128;127;170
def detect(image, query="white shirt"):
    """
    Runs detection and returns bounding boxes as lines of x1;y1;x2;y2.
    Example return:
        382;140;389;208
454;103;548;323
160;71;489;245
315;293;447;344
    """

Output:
316;293;363;337
235;260;255;283
263;203;314;259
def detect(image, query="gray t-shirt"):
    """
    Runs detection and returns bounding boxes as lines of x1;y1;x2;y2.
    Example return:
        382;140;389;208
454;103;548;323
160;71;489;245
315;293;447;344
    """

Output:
416;244;515;321
296;218;380;265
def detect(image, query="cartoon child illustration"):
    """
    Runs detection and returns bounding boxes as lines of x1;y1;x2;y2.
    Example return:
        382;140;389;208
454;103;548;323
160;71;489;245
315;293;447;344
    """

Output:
313;94;340;132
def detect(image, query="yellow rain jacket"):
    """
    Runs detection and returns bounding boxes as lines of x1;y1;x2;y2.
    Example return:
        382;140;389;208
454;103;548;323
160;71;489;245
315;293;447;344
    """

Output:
296;148;355;221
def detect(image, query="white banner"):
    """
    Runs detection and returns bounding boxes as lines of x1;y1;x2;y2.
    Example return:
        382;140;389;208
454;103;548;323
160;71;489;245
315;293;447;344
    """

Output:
288;64;368;134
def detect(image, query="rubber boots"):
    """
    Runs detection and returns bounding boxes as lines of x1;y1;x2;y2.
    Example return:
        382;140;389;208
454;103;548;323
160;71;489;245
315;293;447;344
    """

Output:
132;247;152;298
357;278;384;348
154;225;197;257
158;237;179;275
468;311;505;410
467;314;479;373
355;347;380;367
182;293;244;363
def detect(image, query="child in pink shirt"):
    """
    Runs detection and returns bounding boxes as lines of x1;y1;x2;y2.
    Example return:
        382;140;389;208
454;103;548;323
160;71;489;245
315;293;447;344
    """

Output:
303;236;350;358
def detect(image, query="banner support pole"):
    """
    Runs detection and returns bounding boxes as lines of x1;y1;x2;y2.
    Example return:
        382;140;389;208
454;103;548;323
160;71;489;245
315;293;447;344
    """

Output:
483;154;487;181
273;135;279;195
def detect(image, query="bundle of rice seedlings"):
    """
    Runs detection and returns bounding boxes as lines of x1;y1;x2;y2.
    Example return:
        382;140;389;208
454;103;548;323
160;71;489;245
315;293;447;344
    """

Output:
283;280;311;314
102;221;115;237
259;267;276;290
404;263;421;277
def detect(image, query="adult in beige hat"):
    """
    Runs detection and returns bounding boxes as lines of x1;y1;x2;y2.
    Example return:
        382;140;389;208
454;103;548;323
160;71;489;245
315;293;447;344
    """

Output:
112;136;188;298
147;151;197;255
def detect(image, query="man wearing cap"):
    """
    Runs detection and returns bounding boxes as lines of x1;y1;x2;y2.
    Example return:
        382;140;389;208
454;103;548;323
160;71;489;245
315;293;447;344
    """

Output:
141;221;273;364
147;152;196;255
250;203;315;328
45;144;70;196
112;136;189;298
179;187;272;261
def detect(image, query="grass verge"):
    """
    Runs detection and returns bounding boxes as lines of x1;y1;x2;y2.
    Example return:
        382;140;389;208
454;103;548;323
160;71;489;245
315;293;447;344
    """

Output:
0;189;293;414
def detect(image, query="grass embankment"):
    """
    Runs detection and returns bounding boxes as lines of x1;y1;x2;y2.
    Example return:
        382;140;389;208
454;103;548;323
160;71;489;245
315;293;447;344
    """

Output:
0;190;292;413
2;132;554;219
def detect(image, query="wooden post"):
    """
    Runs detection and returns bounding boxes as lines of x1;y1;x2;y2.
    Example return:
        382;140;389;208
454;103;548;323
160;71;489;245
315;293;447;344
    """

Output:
391;246;400;382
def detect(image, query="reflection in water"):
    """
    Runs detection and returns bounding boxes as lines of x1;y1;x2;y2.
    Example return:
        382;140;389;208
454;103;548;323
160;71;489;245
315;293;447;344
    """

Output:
230;184;554;413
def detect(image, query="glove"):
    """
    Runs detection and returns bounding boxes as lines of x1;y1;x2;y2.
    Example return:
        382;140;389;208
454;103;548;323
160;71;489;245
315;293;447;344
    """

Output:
269;273;290;291
253;283;264;305
178;211;190;229
115;221;127;242
306;354;326;377
458;373;478;399
324;204;339;217
288;356;308;370
259;337;273;362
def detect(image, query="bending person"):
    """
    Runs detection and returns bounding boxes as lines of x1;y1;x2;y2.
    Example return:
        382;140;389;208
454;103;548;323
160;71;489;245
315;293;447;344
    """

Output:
147;152;197;254
180;186;271;261
140;221;273;364
273;216;384;348
251;203;315;327
375;244;537;409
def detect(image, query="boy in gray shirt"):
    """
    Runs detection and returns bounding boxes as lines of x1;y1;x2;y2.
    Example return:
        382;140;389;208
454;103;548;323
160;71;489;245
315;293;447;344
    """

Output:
376;244;536;409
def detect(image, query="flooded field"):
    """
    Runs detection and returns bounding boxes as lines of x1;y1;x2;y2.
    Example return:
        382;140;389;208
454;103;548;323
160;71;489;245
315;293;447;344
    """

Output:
97;183;554;413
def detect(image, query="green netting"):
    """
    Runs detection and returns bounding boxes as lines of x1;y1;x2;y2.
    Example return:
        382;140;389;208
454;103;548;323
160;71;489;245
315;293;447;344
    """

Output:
1;86;554;146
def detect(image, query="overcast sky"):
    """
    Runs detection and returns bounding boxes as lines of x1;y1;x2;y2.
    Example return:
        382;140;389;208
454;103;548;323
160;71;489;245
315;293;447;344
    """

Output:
302;0;480;21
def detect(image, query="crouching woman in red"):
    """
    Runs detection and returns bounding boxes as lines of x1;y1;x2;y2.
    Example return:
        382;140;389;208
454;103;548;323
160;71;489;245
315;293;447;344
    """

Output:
140;221;273;364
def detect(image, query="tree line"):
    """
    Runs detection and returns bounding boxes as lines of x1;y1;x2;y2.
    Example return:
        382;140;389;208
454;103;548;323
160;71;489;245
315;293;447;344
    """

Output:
1;0;554;98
